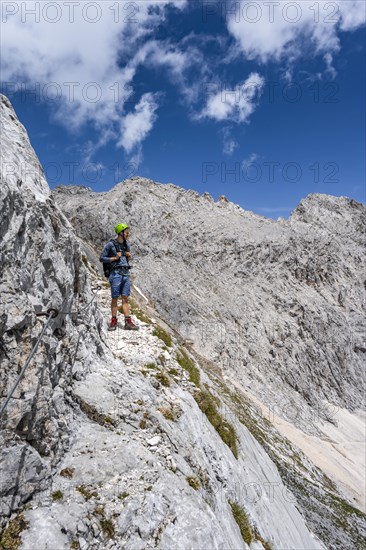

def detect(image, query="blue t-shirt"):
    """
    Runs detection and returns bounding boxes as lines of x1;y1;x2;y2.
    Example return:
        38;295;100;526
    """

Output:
99;239;130;268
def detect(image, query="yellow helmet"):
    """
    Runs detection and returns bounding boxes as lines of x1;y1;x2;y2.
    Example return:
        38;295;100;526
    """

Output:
115;223;128;234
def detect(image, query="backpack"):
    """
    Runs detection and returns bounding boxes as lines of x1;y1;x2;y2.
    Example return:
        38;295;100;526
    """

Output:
102;239;128;278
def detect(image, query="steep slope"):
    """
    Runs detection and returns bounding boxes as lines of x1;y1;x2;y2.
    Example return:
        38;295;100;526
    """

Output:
0;94;324;550
53;179;366;520
1;94;365;549
53;179;365;422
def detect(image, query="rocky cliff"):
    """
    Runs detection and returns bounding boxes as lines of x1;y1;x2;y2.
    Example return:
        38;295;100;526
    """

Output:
1;94;365;549
0;94;108;527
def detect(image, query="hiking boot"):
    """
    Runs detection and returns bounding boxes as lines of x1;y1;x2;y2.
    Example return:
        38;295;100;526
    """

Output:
108;316;118;331
124;316;139;331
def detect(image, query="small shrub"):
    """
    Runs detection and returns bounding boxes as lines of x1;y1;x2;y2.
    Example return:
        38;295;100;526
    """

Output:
158;406;176;421
77;485;98;501
118;492;129;500
0;514;29;549
176;348;200;386
152;325;172;347
139;411;149;428
94;507;115;539
155;371;171;387
254;532;273;550
186;476;201;490
60;467;74;479
70;541;80;549
144;363;158;370
52;490;64;501
168;368;179;376
229;500;253;544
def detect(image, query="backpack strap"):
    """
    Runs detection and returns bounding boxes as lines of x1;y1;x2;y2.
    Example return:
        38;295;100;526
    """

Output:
111;239;129;265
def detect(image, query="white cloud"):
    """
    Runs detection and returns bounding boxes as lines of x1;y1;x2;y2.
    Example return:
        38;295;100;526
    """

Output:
226;0;366;66
323;53;337;79
0;1;187;152
199;73;265;123
119;93;160;153
242;153;259;169
220;126;239;155
223;138;239;155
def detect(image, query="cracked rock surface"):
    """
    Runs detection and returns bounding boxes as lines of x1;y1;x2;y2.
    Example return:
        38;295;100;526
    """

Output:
1;93;365;549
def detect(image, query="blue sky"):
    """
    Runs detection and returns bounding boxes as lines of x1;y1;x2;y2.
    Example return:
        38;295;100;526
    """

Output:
1;1;365;218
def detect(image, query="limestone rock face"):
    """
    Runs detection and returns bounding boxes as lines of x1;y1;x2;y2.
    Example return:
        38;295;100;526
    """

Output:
1;95;365;550
0;94;106;520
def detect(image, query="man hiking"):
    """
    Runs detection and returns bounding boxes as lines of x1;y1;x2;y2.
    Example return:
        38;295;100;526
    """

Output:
100;223;139;331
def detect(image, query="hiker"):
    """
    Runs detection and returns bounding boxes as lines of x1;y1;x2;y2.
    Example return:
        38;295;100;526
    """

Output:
99;223;139;331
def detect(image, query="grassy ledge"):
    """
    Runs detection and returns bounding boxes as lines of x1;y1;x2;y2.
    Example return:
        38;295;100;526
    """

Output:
194;388;238;459
152;325;173;347
229;500;253;544
176;347;200;386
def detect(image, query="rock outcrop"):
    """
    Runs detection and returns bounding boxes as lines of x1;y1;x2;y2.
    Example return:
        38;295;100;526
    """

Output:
0;94;106;523
1;94;365;549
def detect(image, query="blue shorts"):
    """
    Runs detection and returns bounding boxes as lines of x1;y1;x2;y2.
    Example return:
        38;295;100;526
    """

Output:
109;270;131;298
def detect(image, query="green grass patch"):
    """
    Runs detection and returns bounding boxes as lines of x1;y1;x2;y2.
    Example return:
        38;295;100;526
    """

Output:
194;388;238;458
129;298;152;324
229;500;253;544
51;490;64;501
176;348;200;386
94;506;115;539
0;514;29;550
77;485;98;501
158;406;176;421
155;371;171;387
152;325;172;347
168;368;180;376
118;491;129;500
144;363;158;370
254;531;273;550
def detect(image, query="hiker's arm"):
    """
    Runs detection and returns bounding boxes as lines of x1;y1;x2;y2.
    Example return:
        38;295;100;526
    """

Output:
99;243;119;263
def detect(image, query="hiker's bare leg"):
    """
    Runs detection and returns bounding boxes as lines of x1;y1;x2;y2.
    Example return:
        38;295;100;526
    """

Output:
111;298;118;318
122;296;130;317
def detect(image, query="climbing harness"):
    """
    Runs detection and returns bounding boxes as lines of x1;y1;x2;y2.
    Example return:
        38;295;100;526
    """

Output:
0;285;101;419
